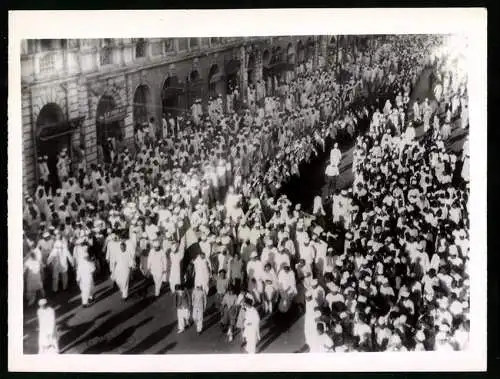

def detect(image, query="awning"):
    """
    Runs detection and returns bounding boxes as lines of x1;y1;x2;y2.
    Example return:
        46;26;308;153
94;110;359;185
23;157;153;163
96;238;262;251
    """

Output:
225;60;241;75
210;72;224;83
162;86;185;98
97;106;127;124
37;116;85;142
264;62;295;75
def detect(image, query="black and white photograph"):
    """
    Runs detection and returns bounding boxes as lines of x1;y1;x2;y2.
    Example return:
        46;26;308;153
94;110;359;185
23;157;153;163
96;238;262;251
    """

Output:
8;9;487;372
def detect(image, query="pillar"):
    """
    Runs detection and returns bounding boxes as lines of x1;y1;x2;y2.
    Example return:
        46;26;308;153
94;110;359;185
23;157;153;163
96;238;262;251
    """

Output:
22;86;34;193
80;78;97;165
123;74;135;149
240;46;248;103
313;36;320;69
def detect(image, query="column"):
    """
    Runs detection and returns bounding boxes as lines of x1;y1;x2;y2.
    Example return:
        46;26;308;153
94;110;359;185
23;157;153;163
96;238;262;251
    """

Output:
240;46;248;103
123;74;134;149
22;87;35;193
80;78;97;165
313;36;320;69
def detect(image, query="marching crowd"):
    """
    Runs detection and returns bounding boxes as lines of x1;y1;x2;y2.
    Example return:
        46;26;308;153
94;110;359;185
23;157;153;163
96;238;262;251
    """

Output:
24;34;470;355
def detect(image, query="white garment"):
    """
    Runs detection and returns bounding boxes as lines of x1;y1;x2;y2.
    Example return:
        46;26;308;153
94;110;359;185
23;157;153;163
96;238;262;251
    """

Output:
243;306;261;354
37;307;58;354
77;259;95;305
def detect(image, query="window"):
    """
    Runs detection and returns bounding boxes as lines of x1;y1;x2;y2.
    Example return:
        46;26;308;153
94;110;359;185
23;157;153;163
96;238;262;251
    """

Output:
189;38;199;49
135;38;147;58
164;38;176;52
39;53;56;74
103;39;113;47
27;40;37;54
100;47;113;65
40;39;56;52
178;38;188;51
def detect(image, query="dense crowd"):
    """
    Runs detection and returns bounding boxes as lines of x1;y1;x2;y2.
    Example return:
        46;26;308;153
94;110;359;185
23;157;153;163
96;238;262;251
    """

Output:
24;34;470;354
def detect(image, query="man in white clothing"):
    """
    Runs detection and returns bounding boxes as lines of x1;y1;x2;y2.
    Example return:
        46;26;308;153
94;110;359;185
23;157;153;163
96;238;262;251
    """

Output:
47;235;74;293
330;143;342;168
147;239;167;297
37;299;58;354
113;241;134;300
193;252;212;295
76;251;95;307
243;297;261;354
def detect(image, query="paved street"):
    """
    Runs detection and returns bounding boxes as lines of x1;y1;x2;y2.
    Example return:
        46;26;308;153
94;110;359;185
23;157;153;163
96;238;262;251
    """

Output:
23;67;468;355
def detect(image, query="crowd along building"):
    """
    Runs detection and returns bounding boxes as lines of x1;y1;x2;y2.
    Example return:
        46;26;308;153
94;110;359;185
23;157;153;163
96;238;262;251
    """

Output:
20;36;349;193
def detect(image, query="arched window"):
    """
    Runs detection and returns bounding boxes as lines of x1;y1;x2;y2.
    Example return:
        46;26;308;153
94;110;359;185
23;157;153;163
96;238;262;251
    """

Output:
178;38;188;51
189;38;199;49
135;38;147;58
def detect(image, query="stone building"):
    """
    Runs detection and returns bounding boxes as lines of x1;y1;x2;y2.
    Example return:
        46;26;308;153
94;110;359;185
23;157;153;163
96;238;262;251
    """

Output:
21;36;333;192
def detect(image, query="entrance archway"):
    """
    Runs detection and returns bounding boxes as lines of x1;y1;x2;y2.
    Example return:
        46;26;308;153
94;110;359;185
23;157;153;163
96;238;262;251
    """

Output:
36;103;69;189
225;59;240;93
297;41;305;64
188;70;204;108
162;75;184;118
208;64;224;99
262;50;271;66
306;37;315;62
133;85;151;129
247;54;256;85
95;95;124;164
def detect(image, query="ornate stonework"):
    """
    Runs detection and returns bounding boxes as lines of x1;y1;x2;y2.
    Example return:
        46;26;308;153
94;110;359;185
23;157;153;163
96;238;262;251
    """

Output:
32;85;67;122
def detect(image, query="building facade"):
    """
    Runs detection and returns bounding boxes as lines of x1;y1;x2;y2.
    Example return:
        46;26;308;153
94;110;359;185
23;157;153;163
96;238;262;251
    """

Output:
21;36;334;193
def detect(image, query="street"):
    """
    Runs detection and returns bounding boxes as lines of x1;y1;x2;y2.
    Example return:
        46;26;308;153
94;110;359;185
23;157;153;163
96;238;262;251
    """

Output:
23;67;468;355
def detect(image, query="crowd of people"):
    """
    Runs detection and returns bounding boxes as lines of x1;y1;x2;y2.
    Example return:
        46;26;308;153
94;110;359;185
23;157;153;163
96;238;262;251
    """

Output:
23;34;470;355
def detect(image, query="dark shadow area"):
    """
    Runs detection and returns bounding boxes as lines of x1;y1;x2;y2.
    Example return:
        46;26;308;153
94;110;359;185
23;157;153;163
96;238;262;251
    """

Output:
58;309;112;352
293;344;310;353
82;316;153;353
122;319;178;354
257;307;304;353
74;295;158;350
156;341;178;354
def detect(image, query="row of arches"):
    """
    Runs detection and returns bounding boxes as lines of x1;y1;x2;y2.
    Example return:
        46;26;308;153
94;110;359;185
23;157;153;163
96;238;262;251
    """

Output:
32;37;322;185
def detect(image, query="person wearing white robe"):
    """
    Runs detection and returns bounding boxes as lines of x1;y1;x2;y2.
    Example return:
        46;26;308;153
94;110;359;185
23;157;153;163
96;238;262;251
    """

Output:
37;299;58;354
76;252;95;307
47;236;74;293
311;322;334;353
24;251;44;306
148;240;167;297
169;242;183;292
329;143;342;168
312;234;328;277
193;252;212;295
113;241;134;300
304;292;320;348
243;298;261;354
413;100;421;122
277;265;297;313
261;263;278;314
246;252;264;287
299;236;316;271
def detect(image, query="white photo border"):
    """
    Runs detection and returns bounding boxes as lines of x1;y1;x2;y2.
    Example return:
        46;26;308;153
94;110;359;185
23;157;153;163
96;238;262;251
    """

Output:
8;8;487;372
